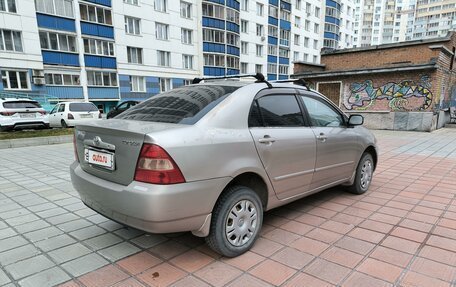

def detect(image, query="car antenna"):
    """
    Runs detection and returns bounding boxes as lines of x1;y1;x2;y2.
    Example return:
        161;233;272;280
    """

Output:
192;73;272;88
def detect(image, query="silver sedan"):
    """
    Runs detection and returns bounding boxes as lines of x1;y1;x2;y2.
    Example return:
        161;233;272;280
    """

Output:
70;77;377;257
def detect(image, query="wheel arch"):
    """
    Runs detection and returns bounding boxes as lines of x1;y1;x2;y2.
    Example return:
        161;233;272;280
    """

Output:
364;145;378;171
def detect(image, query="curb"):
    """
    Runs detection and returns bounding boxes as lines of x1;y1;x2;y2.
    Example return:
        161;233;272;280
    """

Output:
0;135;73;149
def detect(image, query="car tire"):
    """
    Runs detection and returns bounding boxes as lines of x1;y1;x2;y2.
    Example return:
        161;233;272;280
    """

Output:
347;152;374;195
61;120;68;129
206;185;263;257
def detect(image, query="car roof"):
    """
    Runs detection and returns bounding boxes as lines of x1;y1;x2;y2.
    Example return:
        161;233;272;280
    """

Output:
0;98;37;102
187;80;317;94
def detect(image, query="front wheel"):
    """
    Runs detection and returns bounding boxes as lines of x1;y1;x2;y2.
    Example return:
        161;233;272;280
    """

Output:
347;153;374;194
206;185;263;257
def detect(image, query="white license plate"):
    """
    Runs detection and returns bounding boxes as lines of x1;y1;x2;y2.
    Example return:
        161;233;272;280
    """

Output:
80;114;93;118
20;113;36;118
84;148;114;169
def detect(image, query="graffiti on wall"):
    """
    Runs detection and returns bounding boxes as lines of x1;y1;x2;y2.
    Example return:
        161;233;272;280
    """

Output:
344;76;433;111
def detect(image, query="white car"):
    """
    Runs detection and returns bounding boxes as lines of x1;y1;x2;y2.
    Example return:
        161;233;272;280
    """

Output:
49;102;101;128
0;98;49;131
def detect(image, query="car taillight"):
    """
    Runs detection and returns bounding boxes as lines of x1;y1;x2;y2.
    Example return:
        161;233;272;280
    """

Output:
39;111;46;115
68;113;74;119
0;112;14;116
134;144;185;185
73;133;79;162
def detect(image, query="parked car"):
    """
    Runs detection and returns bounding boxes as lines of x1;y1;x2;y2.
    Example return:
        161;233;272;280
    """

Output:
0;98;49;131
107;101;139;119
49;102;101;128
70;75;378;257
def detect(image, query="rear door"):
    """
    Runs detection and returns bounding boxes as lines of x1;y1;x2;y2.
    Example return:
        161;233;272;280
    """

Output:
249;89;317;200
299;92;360;190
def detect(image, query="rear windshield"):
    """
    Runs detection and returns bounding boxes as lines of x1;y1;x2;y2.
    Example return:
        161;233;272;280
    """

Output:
69;103;98;112
116;85;240;124
3;101;41;109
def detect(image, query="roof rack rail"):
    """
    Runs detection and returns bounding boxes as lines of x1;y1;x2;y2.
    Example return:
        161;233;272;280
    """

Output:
192;73;272;88
273;78;311;91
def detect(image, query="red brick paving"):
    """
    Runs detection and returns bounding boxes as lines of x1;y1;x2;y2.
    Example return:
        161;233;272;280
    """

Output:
58;130;456;286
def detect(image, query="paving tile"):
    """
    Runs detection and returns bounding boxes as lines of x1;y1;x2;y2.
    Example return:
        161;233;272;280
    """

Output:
194;261;242;287
369;246;413;268
5;255;55;280
18;267;70;287
0;244;40;266
23;226;63;242
320;246;364;268
130;234;168;249
263;228;301;245
319;220;355;235
0;269;11;286
149;240;190;260
78;265;129;287
390;226;428;243
169;249;214;273
306;228;344;244
61;253;109;277
114;227;144;239
381;236;421;254
282;272;333;287
400;271;451;287
0;236;28;253
35;234;77;252
304;258;351;285
248;259;296;286
0;227;16;240
409;257;455;282
335;236;376;255
418;245;456;266
137;263;187;287
290;237;329;256
15;219;50;234
221;251;265;271
271;247;314;269
169;275;211;287
342;271;392;287
117;251;162;275
57;218;92;233
48;243;92;264
356;258;403;283
69;225;106;241
99;242;141;261
347;227;385;244
112;278;146;287
84;233;123;251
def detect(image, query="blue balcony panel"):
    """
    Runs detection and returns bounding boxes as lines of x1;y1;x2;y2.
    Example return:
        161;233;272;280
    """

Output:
206;0;224;4
279;74;289;80
226;22;240;33
204;67;225;76
227;46;240;56
268;74;277;80
268;16;279;26
203;42;226;53
280;20;291;31
36;13;76;32
326;0;341;9
226;0;240;10
46;86;83;99
84;55;117;69
227;69;240;75
268;55;277;63
279;57;289;65
202;17;225;29
325;16;340;25
268;36;278;45
269;0;278;6
280;1;291;11
81;22;114;39
324;32;339;40
88;87;119;100
85;0;111;7
42;51;79;66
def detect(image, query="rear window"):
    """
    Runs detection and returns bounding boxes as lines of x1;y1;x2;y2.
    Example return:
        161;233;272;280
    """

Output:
69;103;98;112
3;101;41;109
116;85;240;124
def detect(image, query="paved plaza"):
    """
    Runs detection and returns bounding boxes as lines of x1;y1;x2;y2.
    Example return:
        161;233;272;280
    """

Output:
0;129;456;287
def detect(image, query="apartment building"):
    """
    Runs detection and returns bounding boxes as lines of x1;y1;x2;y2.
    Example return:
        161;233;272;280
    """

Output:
413;0;456;40
322;0;356;49
0;0;325;111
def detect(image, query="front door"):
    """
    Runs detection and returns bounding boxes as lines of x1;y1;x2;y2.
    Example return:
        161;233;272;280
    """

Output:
48;104;60;127
249;90;317;200
300;94;360;190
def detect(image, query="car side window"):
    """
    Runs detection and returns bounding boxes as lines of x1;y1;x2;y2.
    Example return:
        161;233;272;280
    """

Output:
58;104;65;113
50;105;58;114
301;96;343;127
251;95;305;127
117;102;128;110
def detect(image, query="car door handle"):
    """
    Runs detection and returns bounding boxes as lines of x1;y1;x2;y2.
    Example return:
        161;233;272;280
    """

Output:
258;135;276;144
316;133;327;142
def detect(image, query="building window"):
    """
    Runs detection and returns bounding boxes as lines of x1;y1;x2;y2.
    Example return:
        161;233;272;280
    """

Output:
305;20;310;31
226;32;239;46
157;50;170;66
294;34;300;45
313;39;318;49
1;70;29;90
279;47;289;58
279;29;290;46
293;51;299;61
295;16;301;27
123;0;138;5
125;16;141;35
159;78;172;92
127;46;142;64
87;71;117;86
180;1;191;18
269;5;278;18
154;0;167;12
130;76;145;92
83;38;114;56
79;3;112;25
203;53;225;67
314;23;319;34
240;0;248;11
267;63;277;74
0;29;23;52
306;2;311;14
241;41;248;54
155;23;169;40
45;73;80;86
268;44;277;55
202;3;225;20
295;0;301;10
255;64;262;73
268;25;278;37
280;10;290;21
241;20;248;33
256;2;263;16
181;29;193;44
313;55;317;63
182;54;193;69
240;62;248;73
226;56;239;69
35;0;73;18
315;7;320;17
256;24;264;36
304;37;309;47
202;28;225;44
183;79;192;86
278;65;288;74
0;0;16;13
256;44;263;56
226;8;239;23
39;31;76;52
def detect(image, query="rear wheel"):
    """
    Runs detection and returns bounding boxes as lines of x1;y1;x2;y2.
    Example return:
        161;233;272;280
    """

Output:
206;185;263;257
61;120;68;128
347;152;374;194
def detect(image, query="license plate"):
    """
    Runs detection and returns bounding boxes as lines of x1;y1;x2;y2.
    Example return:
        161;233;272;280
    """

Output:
84;148;114;170
20;113;35;118
80;114;93;118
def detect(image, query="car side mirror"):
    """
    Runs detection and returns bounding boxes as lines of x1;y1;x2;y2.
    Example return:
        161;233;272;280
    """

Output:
348;114;364;126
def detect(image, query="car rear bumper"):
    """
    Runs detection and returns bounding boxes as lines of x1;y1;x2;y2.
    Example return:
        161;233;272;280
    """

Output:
68;118;100;127
0;117;49;129
70;161;231;235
